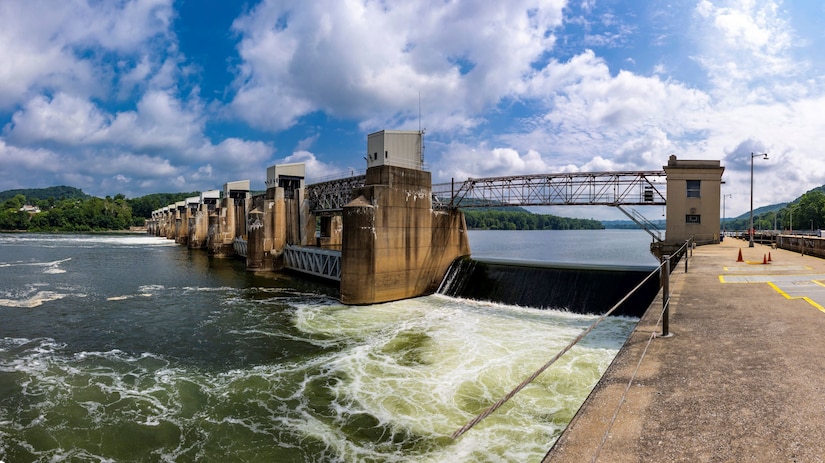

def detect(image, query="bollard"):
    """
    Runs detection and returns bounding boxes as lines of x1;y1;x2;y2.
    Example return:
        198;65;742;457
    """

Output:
662;255;670;337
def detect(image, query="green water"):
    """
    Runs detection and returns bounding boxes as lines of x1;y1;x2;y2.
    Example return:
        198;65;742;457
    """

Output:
0;234;639;462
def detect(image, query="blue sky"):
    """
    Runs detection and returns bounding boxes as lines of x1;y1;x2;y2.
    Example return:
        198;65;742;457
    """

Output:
1;0;824;220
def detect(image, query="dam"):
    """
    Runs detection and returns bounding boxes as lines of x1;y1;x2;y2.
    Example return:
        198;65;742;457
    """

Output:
147;131;724;314
141;133;748;458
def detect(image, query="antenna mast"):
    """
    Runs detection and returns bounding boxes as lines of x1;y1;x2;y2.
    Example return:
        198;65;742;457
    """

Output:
418;91;425;166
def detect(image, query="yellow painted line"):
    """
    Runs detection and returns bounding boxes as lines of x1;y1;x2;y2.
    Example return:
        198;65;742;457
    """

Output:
767;282;825;313
814;280;825;289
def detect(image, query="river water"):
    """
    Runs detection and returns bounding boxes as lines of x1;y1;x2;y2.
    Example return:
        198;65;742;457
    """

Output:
0;230;653;462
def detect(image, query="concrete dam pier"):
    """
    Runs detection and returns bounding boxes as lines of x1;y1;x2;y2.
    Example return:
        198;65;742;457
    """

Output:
147;130;471;305
147;147;727;312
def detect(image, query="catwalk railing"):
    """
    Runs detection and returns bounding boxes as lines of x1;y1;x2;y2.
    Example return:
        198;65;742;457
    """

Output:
283;245;342;281
451;238;692;442
306;175;366;214
432;170;667;209
304;170;667;215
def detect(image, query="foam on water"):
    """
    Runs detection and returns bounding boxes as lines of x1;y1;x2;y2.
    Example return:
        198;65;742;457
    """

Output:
0;294;637;462
0;291;68;308
0;234;176;248
289;294;638;461
0;257;71;273
0;282;78;308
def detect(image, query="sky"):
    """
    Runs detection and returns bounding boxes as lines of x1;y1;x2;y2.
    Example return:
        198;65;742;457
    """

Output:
1;0;824;221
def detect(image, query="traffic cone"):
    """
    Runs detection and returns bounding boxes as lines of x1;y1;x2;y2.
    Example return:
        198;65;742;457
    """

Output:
763;254;768;264
737;249;744;262
768;252;772;262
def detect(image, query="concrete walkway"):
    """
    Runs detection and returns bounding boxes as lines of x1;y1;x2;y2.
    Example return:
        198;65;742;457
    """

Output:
545;237;825;462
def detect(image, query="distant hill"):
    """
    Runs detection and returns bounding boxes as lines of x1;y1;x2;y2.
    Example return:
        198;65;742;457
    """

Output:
454;197;532;213
730;202;788;221
0;186;88;202
602;219;666;229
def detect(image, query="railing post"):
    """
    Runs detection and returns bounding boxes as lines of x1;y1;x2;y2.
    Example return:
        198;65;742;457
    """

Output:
685;239;690;273
451;177;455;207
662;255;671;337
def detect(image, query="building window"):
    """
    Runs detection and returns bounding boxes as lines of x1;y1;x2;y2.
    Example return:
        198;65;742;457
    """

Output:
686;180;700;198
686;214;701;224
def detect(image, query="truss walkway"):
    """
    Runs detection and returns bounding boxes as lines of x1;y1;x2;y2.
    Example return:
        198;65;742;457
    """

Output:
431;170;666;208
433;171;667;240
306;174;366;214
283;245;341;281
305;170;668;240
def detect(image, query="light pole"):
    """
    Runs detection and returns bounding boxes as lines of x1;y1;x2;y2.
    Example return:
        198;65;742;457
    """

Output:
749;152;769;247
722;194;732;237
790;207;794;234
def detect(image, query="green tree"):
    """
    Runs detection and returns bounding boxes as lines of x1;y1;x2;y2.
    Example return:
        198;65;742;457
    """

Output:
2;194;26;211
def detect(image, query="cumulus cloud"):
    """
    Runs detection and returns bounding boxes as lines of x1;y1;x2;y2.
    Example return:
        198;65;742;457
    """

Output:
694;0;806;101
1;0;824;223
229;0;565;133
4;93;109;146
279;150;349;182
0;0;175;109
433;142;557;182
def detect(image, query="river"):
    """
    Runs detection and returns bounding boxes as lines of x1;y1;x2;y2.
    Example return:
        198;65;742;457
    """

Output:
0;230;653;462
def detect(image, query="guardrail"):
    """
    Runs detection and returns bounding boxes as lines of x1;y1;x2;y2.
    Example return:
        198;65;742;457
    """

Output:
451;237;692;440
283;245;341;281
233;237;247;257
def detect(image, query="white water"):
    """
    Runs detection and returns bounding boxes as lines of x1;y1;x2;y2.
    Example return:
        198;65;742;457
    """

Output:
0;233;642;462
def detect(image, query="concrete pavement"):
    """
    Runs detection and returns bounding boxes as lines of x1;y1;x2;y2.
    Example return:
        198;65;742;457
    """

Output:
545;237;825;462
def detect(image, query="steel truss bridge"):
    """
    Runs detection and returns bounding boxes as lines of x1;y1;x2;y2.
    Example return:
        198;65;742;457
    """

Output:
306;170;668;241
306;174;366;214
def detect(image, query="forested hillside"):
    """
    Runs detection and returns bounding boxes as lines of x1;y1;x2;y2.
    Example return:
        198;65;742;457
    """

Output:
0;187;197;232
729;186;825;232
0;186;88;203
462;209;603;230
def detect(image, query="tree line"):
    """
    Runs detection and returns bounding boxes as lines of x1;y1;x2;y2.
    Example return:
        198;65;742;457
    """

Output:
462;209;603;230
0;191;198;232
3;192;605;232
728;187;825;233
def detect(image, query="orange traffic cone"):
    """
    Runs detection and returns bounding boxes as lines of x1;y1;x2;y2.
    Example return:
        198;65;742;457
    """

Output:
768;252;772;262
737;249;744;262
763;254;768;264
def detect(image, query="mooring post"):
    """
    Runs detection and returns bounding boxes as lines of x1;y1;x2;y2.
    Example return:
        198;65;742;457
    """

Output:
662;255;671;337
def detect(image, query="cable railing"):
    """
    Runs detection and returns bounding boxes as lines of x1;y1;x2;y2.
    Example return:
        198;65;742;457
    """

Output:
450;238;693;441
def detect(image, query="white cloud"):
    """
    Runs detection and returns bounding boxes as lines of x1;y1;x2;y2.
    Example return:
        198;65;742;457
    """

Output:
229;0;565;133
433;142;556;182
1;0;824;221
280;150;347;182
0;0;175;109
5;90;205;154
4;93;109;145
693;0;806;101
0;139;61;175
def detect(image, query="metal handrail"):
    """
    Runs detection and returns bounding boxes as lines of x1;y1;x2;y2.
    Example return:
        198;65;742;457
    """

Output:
451;238;692;440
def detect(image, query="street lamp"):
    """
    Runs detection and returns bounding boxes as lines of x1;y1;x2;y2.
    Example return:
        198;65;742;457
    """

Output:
722;194;732;237
790;206;795;234
749;152;769;247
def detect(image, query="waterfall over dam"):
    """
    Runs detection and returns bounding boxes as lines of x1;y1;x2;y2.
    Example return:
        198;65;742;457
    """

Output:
438;256;660;317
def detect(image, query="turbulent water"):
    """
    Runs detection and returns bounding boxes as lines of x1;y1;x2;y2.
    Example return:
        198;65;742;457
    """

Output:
0;233;640;462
